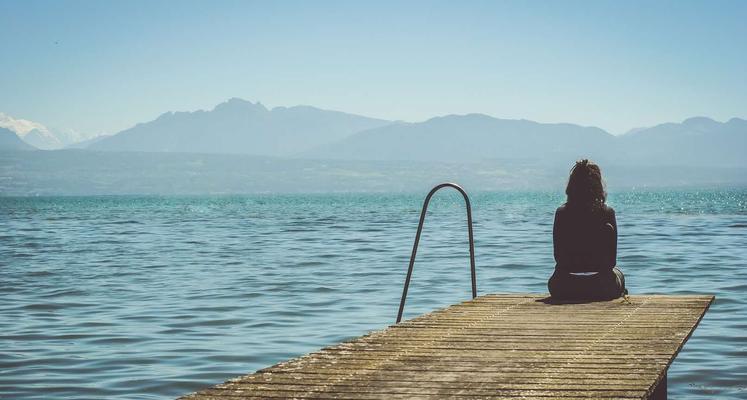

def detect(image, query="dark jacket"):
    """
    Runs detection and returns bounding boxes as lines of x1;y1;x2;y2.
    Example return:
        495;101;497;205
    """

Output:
553;203;617;273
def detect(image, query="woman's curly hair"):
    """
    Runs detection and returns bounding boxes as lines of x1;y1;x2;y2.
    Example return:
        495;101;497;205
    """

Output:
565;159;606;211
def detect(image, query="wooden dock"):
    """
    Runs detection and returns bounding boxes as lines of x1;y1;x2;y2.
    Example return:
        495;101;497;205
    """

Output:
180;294;713;400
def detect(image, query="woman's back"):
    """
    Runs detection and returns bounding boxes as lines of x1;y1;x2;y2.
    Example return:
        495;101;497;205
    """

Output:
553;203;617;273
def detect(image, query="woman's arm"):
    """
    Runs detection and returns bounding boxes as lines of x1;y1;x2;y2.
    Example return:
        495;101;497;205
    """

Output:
606;208;618;269
553;208;564;267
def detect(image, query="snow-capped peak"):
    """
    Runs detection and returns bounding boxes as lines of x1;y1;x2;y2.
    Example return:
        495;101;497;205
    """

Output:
0;112;54;138
0;112;97;149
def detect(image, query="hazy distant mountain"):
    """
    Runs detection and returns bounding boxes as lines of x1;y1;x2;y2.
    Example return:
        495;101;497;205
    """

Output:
0;127;36;151
0;112;47;136
305;114;617;163
0;113;61;149
21;128;64;150
0;112;96;149
65;134;111;149
89;98;392;156
306;115;747;167
618;117;747;167
2;105;745;195
10;95;742;168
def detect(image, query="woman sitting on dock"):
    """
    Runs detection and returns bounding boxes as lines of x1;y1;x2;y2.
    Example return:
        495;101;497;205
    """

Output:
548;159;626;300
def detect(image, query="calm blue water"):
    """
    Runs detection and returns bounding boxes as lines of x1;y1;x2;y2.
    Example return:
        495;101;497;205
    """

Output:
1;190;746;399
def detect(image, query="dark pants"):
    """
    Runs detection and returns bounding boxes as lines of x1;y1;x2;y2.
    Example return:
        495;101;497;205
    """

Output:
548;267;625;301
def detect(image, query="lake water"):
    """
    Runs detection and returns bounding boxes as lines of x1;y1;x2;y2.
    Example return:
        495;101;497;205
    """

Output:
1;190;746;399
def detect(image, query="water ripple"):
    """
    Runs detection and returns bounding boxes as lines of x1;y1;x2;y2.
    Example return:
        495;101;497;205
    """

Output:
0;190;745;399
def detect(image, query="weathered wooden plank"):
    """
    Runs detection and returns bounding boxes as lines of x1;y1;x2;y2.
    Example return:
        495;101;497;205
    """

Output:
192;387;648;398
179;294;713;400
224;380;653;389
235;373;659;386
267;361;665;373
267;358;671;370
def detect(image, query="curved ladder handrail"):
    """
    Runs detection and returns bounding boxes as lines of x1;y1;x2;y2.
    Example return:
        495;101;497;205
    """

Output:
396;182;476;323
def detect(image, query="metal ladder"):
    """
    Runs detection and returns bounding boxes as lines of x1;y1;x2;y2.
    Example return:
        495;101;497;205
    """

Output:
396;182;477;323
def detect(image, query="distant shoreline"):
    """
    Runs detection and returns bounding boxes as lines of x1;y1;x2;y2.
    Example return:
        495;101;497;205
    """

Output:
2;149;746;197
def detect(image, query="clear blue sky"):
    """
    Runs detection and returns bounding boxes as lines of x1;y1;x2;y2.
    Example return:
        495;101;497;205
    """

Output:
1;0;745;135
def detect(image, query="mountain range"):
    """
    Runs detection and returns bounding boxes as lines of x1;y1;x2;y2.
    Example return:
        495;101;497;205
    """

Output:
2;98;745;168
306;114;617;164
308;114;747;167
88;98;390;156
616;116;747;167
